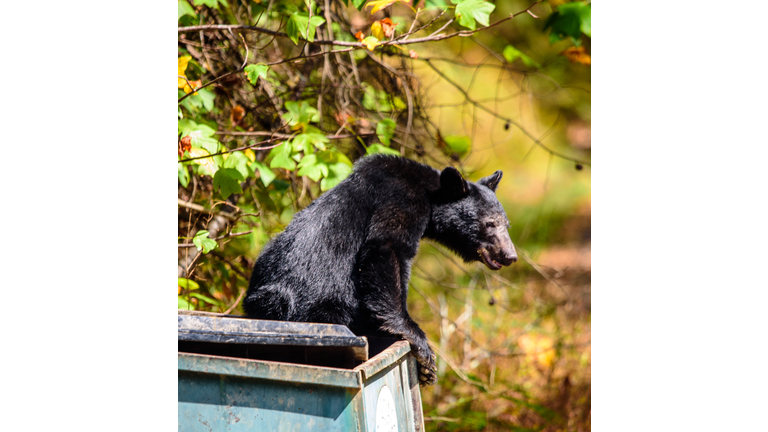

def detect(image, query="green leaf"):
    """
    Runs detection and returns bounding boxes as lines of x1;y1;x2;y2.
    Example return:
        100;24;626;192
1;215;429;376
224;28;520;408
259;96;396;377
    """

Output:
317;150;353;191
180;121;220;154
188;292;224;307
544;2;590;44
193;0;217;8
193;137;219;156
321;161;352;191
352;0;366;10
268;142;297;171
251;160;276;186
362;83;407;112
297;153;329;181
193;0;227;8
178;163;190;187
376;119;397;146
366;143;400;156
178;297;194;310
178;278;200;291
443;135;471;155
212;168;244;199
244;64;269;85
193;230;217;254
502;45;540;68
196;88;216;111
452;0;495;31
293;128;329;152
286;12;326;45
178;0;197;20
282;101;320;128
578;4;591;37
179;87;216;113
425;0;448;8
223;151;254;180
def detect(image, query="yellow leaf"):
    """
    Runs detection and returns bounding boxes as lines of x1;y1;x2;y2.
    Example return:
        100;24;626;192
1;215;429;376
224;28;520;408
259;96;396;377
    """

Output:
188;147;215;167
371;20;384;41
364;0;404;15
518;334;556;368
183;79;201;95
178;55;192;88
244;149;256;162
361;36;380;51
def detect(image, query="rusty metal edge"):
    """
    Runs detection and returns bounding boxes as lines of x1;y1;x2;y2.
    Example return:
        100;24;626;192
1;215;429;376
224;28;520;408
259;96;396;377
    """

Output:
178;352;363;389
353;340;411;381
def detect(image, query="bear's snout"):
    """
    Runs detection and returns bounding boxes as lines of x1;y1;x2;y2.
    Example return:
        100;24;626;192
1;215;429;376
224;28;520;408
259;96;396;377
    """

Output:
499;248;517;265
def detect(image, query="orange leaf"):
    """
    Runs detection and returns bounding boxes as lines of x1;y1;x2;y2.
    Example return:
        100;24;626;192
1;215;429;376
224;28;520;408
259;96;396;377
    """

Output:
230;105;245;124
562;46;591;65
354;31;364;41
179;136;192;158
183;79;201;95
380;18;396;38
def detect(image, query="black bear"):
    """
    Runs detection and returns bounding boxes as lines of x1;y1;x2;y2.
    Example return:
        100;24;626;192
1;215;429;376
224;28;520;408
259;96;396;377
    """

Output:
244;155;517;385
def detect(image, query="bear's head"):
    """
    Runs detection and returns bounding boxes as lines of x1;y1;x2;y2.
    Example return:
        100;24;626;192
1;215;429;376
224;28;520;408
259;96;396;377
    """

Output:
428;167;517;270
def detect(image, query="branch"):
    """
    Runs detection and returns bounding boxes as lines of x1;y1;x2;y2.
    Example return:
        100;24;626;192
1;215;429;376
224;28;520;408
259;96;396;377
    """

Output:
178;131;374;163
177;46;358;104
214;131;374;139
178;137;285;163
178;230;253;248
423;59;590;166
365;52;414;144
178;198;238;222
178;1;545;104
177;1;545;50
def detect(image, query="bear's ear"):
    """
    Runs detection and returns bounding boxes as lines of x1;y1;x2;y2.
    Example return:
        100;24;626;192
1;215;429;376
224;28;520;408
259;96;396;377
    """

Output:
478;170;503;192
440;166;469;198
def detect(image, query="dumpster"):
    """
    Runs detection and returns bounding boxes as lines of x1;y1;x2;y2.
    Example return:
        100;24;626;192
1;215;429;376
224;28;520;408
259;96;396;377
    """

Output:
178;310;425;431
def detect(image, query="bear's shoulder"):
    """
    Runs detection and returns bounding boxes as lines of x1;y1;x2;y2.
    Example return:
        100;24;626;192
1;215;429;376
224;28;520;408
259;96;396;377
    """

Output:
352;155;440;191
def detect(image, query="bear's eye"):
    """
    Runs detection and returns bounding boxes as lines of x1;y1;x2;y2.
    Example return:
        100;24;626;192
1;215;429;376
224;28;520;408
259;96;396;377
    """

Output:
485;221;495;228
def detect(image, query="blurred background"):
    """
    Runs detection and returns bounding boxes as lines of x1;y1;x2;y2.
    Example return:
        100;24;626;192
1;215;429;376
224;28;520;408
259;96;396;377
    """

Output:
178;0;590;430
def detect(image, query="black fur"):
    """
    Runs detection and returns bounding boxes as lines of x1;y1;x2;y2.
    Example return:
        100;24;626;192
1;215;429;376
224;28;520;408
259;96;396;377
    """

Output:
244;155;516;385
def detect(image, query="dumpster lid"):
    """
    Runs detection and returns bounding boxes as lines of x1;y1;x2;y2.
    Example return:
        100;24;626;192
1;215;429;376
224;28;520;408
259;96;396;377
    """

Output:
178;310;368;349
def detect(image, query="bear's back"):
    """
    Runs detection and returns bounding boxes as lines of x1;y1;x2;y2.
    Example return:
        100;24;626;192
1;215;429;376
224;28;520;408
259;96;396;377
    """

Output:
246;155;440;322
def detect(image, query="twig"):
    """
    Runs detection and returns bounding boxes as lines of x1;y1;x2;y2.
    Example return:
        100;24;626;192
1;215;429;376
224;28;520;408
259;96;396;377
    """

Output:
517;247;570;298
215;131;374;139
178;198;238;222
238;33;249;68
177;75;200;94
178;230;254;248
423;59;590;166
224;287;248;315
424;417;460;423
177;1;545;49
178;137;284;163
365;52;414;144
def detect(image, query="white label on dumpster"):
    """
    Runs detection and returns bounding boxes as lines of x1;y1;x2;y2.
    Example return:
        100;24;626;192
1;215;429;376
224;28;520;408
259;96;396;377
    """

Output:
375;385;398;432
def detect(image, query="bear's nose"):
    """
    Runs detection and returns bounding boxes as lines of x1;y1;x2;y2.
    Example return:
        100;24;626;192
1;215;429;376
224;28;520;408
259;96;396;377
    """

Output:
500;247;517;265
501;253;517;265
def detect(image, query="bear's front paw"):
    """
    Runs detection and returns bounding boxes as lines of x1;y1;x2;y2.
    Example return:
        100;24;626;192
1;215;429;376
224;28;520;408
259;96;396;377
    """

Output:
414;347;437;386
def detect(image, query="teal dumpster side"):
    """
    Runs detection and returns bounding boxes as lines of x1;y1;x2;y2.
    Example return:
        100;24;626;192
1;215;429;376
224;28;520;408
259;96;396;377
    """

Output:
179;336;425;431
